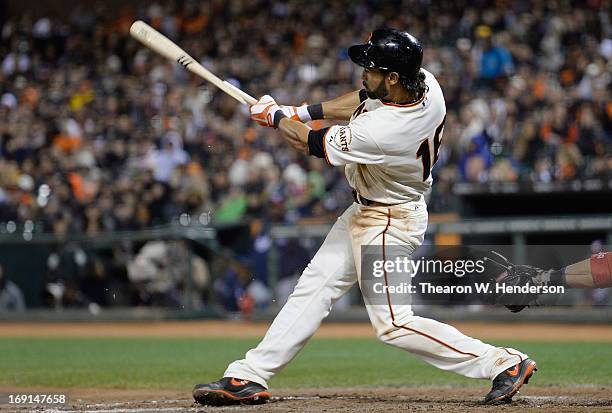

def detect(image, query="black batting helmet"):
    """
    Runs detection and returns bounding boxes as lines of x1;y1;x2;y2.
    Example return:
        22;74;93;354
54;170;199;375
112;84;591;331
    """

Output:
348;28;423;88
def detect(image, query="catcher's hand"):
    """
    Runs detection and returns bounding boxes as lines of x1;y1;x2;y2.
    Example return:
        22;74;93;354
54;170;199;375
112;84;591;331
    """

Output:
485;251;549;313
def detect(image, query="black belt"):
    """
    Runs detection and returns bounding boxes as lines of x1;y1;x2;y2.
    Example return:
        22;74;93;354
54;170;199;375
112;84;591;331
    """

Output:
352;190;387;206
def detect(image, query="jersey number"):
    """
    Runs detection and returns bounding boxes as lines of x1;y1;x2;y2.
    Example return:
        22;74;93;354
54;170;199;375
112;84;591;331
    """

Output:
416;116;446;181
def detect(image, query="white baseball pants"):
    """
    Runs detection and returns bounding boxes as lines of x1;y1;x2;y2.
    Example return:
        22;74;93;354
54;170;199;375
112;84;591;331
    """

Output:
224;202;527;388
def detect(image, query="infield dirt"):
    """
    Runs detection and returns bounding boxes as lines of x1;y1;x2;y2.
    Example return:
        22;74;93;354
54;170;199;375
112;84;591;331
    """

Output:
1;386;611;412
1;320;612;341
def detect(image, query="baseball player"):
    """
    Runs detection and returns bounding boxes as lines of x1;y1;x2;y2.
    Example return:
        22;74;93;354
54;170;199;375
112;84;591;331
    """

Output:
193;28;536;406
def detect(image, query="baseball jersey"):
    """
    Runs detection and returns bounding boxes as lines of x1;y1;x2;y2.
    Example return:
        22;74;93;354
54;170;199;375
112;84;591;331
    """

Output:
322;69;446;204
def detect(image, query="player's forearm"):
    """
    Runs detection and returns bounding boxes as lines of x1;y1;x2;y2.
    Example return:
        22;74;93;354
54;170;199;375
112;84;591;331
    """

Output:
563;258;595;288
279;90;362;123
277;117;311;155
249;94;326;158
564;252;611;288
321;90;363;121
534;252;611;289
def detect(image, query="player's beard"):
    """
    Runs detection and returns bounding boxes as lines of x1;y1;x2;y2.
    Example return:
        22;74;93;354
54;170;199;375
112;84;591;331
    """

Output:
365;78;389;100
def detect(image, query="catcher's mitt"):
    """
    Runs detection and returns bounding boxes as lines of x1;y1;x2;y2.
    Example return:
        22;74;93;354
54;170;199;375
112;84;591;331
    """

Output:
484;251;547;313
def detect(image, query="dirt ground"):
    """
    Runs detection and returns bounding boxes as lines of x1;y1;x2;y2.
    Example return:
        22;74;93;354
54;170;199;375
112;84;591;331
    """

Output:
1;321;610;412
1;320;611;341
1;387;611;413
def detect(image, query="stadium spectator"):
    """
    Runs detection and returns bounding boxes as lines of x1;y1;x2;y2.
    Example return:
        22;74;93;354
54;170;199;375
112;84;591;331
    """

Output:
474;25;515;82
0;263;26;311
127;239;208;307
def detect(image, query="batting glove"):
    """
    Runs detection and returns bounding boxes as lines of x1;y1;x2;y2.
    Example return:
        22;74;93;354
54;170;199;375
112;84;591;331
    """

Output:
250;95;281;128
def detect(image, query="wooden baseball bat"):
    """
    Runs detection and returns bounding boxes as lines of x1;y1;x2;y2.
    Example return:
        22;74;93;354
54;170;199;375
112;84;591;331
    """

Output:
129;20;257;105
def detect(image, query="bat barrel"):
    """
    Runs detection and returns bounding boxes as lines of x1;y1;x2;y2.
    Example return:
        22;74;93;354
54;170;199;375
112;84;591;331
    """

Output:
129;20;256;105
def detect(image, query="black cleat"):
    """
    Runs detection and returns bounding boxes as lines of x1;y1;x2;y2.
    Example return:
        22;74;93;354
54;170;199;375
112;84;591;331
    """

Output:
193;377;271;406
484;358;537;404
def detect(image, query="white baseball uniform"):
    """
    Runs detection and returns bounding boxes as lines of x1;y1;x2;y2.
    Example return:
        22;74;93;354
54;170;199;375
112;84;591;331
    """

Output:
224;69;527;388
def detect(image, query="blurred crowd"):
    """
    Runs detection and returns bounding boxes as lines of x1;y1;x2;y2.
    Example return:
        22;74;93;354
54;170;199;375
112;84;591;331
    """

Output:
1;0;610;231
0;1;610;309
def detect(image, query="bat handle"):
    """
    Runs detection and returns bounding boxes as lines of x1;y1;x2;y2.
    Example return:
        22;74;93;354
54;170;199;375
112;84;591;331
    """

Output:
222;81;257;105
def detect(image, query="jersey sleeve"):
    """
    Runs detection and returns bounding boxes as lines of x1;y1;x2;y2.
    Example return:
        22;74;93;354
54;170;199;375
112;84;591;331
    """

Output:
322;117;385;166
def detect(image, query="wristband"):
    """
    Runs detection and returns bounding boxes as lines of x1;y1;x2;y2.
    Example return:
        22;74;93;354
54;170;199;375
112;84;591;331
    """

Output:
307;128;329;158
273;111;287;128
549;268;567;287
306;103;324;120
296;105;312;122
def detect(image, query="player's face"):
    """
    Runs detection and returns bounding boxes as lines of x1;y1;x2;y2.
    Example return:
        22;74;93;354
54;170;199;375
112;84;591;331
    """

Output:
362;68;389;100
